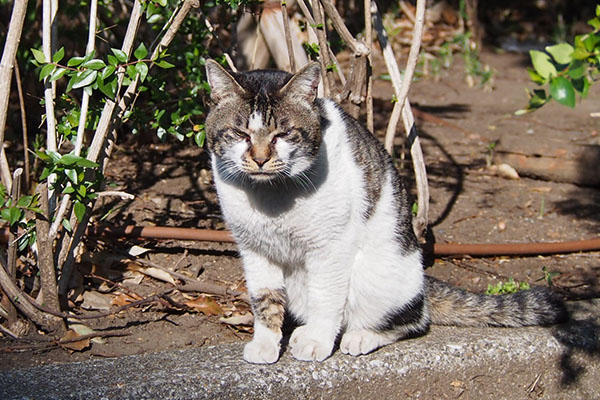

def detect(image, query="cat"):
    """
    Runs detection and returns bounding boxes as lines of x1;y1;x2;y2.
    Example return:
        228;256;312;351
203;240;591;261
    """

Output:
203;59;568;364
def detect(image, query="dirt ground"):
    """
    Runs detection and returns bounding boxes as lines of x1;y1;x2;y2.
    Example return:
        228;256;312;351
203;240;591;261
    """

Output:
1;50;599;372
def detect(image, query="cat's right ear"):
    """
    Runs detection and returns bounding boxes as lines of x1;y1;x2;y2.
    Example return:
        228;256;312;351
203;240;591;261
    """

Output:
205;59;244;103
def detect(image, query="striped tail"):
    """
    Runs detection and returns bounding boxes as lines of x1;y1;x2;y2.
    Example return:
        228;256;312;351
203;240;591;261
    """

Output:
425;276;569;327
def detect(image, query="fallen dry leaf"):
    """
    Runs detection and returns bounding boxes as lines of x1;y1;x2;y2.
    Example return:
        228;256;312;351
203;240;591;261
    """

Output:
60;329;91;352
80;291;112;310
111;292;142;307
127;264;176;285
184;295;223;316
68;322;105;344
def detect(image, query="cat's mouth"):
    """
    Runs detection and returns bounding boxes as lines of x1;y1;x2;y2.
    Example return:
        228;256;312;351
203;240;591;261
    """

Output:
247;171;278;181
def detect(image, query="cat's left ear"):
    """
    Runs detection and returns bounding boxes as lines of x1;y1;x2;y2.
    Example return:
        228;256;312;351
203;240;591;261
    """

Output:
280;62;321;102
205;59;245;103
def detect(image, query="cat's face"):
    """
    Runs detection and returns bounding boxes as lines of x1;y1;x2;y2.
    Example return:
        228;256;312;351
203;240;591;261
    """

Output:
205;61;322;183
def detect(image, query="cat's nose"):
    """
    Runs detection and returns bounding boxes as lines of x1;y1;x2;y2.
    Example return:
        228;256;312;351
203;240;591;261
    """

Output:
253;156;270;168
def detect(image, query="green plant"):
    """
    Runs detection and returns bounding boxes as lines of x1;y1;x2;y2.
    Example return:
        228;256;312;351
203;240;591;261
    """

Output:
517;4;600;114
486;278;531;295
538;266;560;287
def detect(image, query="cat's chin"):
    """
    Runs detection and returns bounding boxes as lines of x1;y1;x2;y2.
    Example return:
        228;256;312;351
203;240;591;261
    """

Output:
247;172;279;182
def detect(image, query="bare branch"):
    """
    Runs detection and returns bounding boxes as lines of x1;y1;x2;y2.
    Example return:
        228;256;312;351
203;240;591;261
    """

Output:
0;0;28;191
281;0;297;73
371;0;429;238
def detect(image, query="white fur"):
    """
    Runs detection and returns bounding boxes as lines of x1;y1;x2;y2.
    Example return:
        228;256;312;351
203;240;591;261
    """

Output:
247;111;263;131
212;99;424;363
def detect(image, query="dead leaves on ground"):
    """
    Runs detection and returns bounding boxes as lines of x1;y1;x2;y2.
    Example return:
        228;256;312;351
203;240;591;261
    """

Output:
67;245;254;348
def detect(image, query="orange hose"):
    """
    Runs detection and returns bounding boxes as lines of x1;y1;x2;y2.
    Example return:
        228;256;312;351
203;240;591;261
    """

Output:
3;225;599;257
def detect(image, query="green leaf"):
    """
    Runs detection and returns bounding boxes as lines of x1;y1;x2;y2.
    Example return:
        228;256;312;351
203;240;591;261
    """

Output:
72;69;98;89
16;195;33;208
39;167;54;181
81;59;106;70
126;64;137;80
545;43;574;65
582;33;600;52
62;218;72;233
589;17;600;31
39;63;55;81
49;67;68;82
529;50;557;79
111;48;128;63
65;168;79;184
66;75;76;92
31;48;47;64
52;47;65;63
194;131;205;147
147;14;162;24
58;154;82;165
549;76;576;108
74;201;86;222
571;77;591;98
62;185;75;194
155;60;175;69
135;62;148;82
1;207;22;226
134;43;148;60
97;75;117;99
47;150;61;163
67;56;86;67
101;65;116;80
567;60;586;79
107;55;119;66
527;67;546;85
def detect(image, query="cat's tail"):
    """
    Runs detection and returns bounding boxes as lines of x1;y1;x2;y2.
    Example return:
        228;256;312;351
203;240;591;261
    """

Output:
425;276;568;327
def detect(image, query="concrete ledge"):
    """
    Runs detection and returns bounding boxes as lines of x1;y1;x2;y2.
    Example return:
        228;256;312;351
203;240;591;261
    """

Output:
1;300;599;399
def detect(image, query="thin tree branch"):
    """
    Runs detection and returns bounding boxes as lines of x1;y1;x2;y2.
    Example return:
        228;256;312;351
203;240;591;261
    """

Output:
383;0;425;153
371;0;429;238
0;0;28;191
14;61;30;190
364;0;374;132
281;0;297;73
311;0;333;97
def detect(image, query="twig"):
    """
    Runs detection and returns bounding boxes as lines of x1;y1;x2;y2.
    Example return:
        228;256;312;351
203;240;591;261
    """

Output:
296;0;345;86
371;0;429;238
97;190;135;200
0;0;28;191
363;0;374;132
311;0;333;97
14;62;30;189
0;331;130;353
7;168;22;279
84;273;144;300
0;323;20;339
382;0;426;153
281;0;297;73
131;256;243;298
319;0;369;56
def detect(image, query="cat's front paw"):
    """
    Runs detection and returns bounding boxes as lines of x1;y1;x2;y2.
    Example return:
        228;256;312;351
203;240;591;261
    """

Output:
243;338;280;364
289;325;334;362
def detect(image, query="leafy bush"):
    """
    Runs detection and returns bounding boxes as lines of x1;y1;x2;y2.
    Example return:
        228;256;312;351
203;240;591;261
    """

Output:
517;4;600;114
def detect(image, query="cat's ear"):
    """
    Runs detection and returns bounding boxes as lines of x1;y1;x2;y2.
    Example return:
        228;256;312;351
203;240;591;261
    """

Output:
280;62;321;102
205;59;245;103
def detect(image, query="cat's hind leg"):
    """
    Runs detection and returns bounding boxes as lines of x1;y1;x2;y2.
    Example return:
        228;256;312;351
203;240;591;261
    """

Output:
341;250;430;356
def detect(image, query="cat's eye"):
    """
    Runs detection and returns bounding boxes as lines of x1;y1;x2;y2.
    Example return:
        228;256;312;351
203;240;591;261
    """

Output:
232;129;251;142
272;129;292;144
